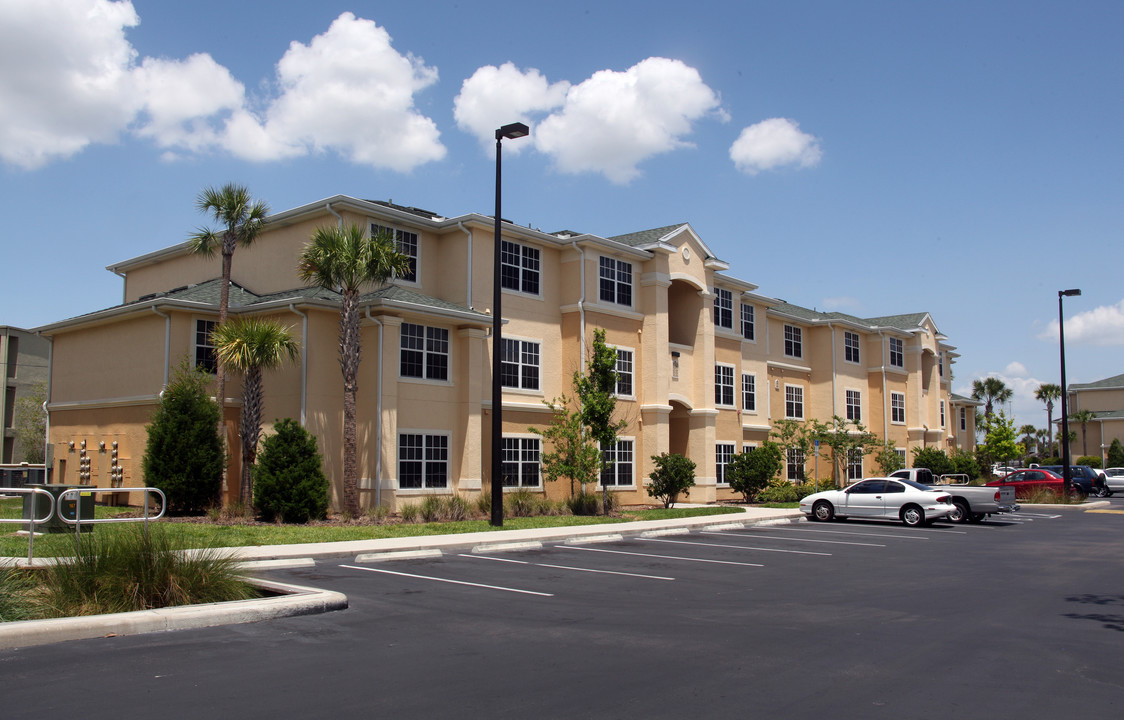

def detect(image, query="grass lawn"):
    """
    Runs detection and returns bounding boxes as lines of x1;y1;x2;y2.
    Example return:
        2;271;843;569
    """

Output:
1;499;745;559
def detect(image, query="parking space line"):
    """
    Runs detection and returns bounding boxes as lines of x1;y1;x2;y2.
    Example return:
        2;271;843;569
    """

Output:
339;564;554;597
702;531;884;547
459;554;675;580
642;537;830;556
747;527;931;541
559;545;764;567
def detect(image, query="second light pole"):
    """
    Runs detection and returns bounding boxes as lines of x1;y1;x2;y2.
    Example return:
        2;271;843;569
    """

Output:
491;122;530;527
1058;288;1081;497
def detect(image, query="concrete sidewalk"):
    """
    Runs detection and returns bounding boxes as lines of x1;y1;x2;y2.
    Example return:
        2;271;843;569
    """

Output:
1;506;803;650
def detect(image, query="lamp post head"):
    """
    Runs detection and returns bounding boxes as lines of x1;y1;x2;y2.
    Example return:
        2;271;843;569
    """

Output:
1059;288;1082;298
496;122;530;141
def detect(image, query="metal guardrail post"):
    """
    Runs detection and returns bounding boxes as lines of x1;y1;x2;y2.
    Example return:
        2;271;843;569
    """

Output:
0;487;56;564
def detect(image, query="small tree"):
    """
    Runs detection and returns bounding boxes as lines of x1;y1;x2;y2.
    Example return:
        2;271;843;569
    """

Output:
575;329;626;515
254;418;329;523
949;448;981;481
979;411;1020;470
646;453;696;508
143;360;225;514
875;441;904;475
811;416;880;486
770;418;813;483
726;442;784;502
532;394;602;498
13;382;47;463
1107;439;1124;468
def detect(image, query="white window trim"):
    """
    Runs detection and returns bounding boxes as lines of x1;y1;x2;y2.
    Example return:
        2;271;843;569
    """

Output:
396;429;451;493
890;392;906;425
715;362;736;408
741;372;757;415
501;433;542;490
500;334;543;396
784;324;803;359
843;331;861;365
845;387;862;423
785;383;805;420
371;222;420;286
599;256;634;308
399;322;453;386
611;344;636;400
716;442;736;486
500;239;543;299
600;436;636;489
740;302;756;343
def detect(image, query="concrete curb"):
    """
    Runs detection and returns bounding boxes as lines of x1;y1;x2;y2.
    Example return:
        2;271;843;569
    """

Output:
0;578;348;651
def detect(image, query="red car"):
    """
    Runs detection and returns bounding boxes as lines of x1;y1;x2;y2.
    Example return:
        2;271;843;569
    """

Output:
986;468;1088;500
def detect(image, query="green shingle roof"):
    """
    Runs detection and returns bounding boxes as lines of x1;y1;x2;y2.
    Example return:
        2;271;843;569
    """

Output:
1070;373;1124;390
608;224;689;248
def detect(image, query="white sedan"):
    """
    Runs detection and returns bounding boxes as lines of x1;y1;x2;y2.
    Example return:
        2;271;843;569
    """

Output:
1105;468;1124;494
800;477;955;527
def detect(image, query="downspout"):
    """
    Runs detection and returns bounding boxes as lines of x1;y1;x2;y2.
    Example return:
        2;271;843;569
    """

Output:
828;323;837;418
459;222;474;309
288;304;308;426
151;307;171;390
879;330;889;443
365;307;385;508
571;241;586;360
326;202;343;228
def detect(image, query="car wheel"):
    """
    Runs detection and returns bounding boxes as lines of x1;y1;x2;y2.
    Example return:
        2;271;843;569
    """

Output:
947;500;970;523
901;505;924;527
812;500;835;522
1094;484;1109;498
969;513;986;523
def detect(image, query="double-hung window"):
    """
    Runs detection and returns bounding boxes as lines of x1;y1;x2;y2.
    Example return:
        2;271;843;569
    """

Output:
847;448;863;481
940;400;946;428
501;338;540;390
398;433;448;489
742;373;756;413
785;385;804;419
715;364;735;406
599;257;632;306
716;443;735;485
844;331;860;364
502;437;540;487
787;448;806;482
600;439;634;487
846;389;861;422
615;349;633;397
785;325;803;358
501;240;540;295
372;223;418;283
891;392;906;424
195;319;218;373
713;288;733;329
960;407;967;431
889;337;904;368
400;323;449;381
741;303;755;340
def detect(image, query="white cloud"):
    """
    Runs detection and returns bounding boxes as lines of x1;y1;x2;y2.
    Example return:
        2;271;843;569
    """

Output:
237;12;445;170
729;118;823;175
1004;361;1029;377
453;63;569;154
0;7;445;171
0;0;141;169
530;58;726;184
1038;299;1124;347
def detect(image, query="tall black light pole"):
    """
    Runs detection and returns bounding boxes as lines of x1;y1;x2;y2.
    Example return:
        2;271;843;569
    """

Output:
1058;288;1081;497
491;122;530;527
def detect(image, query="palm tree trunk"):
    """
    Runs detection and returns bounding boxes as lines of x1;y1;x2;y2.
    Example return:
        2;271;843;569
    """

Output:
240;366;263;506
340;290;361;517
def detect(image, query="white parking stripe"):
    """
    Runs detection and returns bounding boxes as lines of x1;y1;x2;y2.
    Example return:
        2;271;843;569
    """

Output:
458;554;675;581
642;537;830;556
702;531;884;547
750;527;931;541
559;545;764;567
339;564;554;597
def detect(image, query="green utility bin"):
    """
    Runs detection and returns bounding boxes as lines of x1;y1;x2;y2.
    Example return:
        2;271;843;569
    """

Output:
22;484;94;533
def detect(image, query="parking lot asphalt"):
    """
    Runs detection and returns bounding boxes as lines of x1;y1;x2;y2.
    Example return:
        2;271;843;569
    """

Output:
0;505;802;649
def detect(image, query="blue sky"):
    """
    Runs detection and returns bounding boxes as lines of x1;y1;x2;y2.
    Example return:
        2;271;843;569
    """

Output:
1;0;1121;430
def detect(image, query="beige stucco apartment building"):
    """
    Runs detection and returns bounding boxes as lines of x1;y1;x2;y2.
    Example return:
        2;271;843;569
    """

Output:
35;195;976;510
1065;373;1124;463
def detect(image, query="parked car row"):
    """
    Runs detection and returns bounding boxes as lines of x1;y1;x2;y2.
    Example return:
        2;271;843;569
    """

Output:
799;478;957;527
986;466;1105;499
1105;468;1124;494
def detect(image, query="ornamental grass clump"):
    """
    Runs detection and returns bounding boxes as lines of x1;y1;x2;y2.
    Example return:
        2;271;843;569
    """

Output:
36;525;254;618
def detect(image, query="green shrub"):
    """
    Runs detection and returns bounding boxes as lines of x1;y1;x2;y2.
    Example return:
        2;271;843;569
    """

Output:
1077;456;1102;469
1107;440;1124;468
646;453;696;508
253;418;329;523
399;502;420;523
567;491;600;516
142;360;225;515
37;525;253;617
726;443;783;502
949;449;981;480
505;488;539;517
911;447;953;477
756;478;819;503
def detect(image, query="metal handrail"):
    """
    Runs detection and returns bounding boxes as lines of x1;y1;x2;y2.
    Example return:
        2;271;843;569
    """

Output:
0;487;57;563
57;488;167;541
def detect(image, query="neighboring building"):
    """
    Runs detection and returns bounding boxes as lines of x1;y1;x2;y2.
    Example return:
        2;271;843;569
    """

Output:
1;326;49;464
1064;373;1124;463
35;195;972;509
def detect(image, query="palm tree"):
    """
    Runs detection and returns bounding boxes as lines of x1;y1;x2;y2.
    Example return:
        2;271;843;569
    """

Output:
211;317;300;506
190;184;271;411
1018;424;1038;457
971;377;1013;420
1071;409;1096;457
297;224;410;516
1034;383;1062;453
